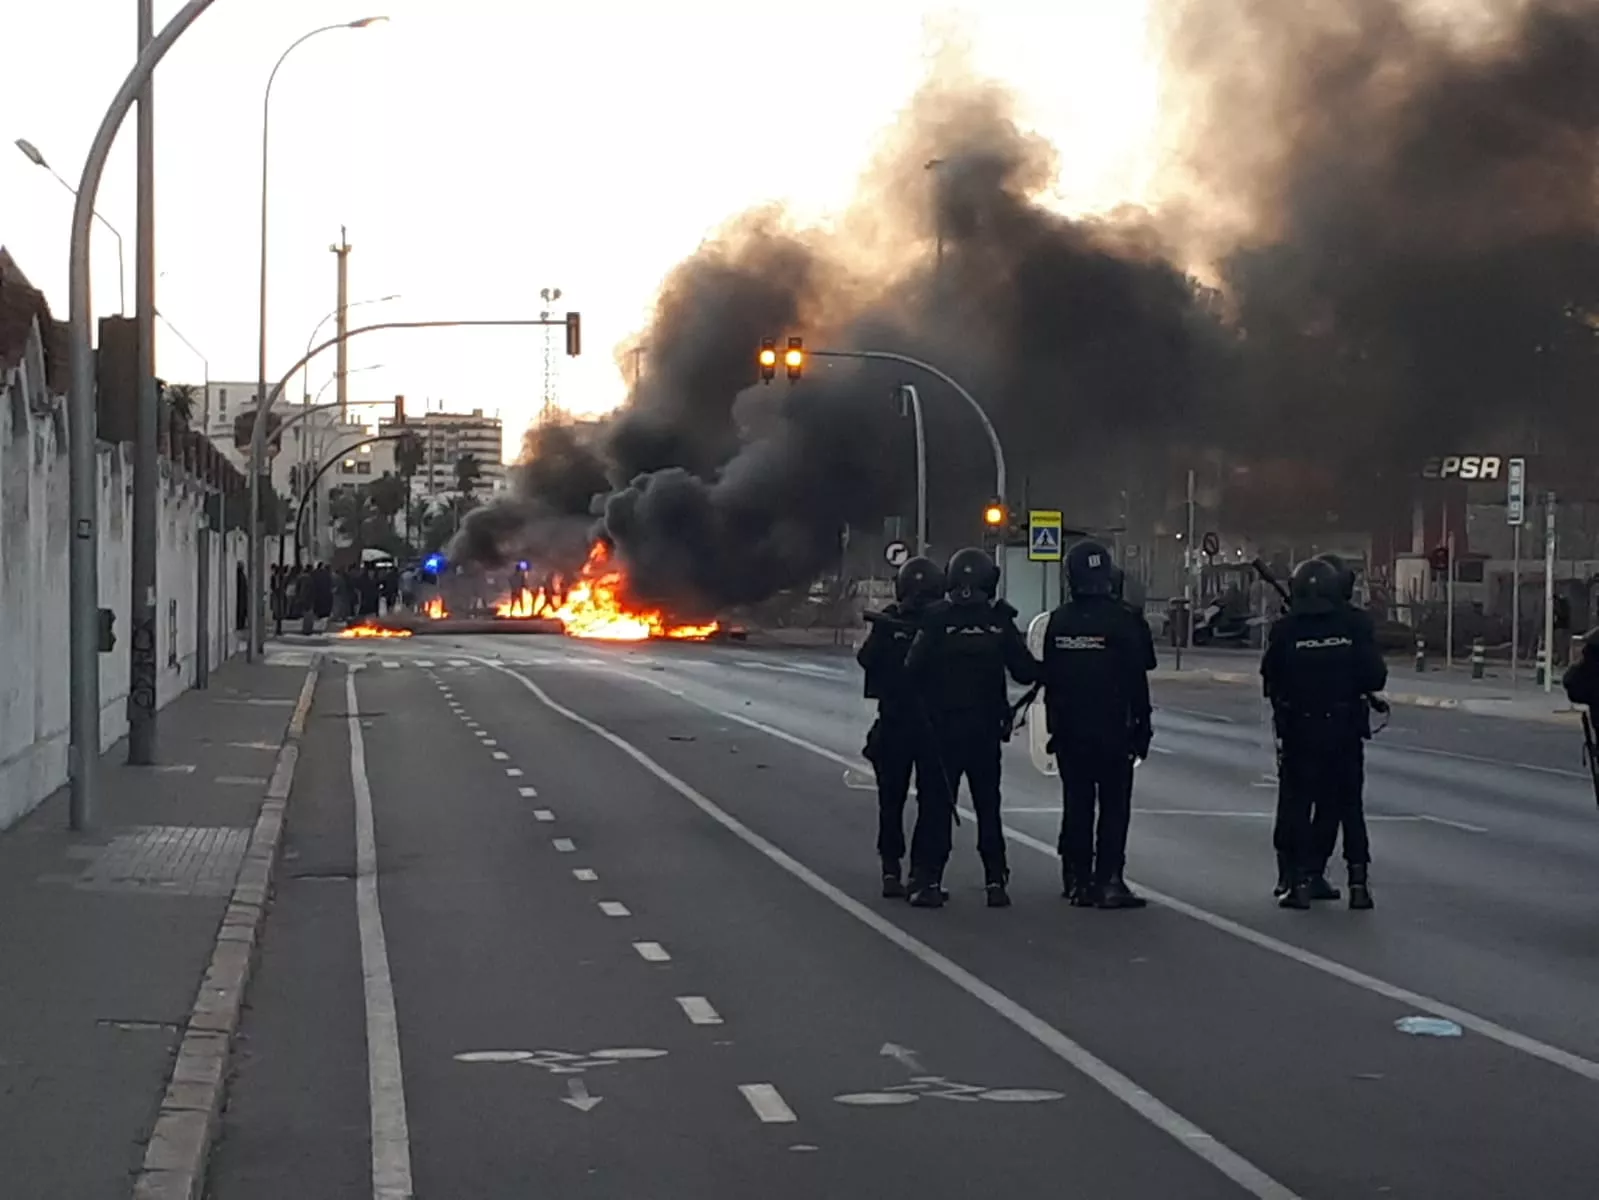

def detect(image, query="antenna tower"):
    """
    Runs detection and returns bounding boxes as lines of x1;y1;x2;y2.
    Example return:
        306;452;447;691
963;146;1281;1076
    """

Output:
539;285;562;424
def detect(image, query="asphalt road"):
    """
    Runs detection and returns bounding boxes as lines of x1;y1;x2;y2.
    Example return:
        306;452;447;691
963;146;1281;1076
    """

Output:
210;635;1599;1199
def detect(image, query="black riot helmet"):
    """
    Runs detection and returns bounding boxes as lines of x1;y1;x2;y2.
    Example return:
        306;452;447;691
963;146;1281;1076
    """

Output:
1066;539;1116;598
1314;552;1356;604
1290;557;1342;615
1583;627;1599;664
895;556;945;605
945;546;999;604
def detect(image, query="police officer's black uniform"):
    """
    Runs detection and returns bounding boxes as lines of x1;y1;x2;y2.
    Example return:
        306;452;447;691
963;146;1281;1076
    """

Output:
905;547;1039;908
1262;559;1387;911
858;557;949;899
1563;629;1599;707
1043;542;1154;909
1297;552;1382;901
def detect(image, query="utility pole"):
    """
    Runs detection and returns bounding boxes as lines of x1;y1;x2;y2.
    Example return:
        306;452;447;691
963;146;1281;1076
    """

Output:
1543;490;1557;694
1183;468;1197;654
332;227;351;420
128;0;159;765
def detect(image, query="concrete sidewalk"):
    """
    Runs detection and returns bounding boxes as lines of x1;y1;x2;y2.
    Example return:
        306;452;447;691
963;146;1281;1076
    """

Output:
1153;646;1582;725
0;657;318;1200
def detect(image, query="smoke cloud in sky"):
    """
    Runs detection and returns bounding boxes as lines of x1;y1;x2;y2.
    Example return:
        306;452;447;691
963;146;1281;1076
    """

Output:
454;0;1599;616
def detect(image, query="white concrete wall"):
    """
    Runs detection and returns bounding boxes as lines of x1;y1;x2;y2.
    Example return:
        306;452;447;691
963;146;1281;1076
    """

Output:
0;360;259;829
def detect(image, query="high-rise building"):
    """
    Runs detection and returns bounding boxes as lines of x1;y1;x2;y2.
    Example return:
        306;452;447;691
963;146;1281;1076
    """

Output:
379;407;505;500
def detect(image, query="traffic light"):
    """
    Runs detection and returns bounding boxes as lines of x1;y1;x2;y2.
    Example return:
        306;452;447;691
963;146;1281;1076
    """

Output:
983;500;1006;528
393;394;406;425
785;336;804;380
564;311;581;357
1428;544;1450;572
758;338;778;383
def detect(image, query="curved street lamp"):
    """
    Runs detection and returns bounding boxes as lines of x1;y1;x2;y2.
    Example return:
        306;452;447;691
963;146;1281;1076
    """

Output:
250;15;388;661
302;294;399;398
16;138;127;315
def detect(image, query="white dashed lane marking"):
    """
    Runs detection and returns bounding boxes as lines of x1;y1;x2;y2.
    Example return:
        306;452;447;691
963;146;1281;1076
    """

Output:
634;941;671;962
533;809;555;822
739;1084;797;1124
506;768;524;777
518;786;539;798
552;838;575;853
677;996;722;1025
573;868;598;882
599;901;631;917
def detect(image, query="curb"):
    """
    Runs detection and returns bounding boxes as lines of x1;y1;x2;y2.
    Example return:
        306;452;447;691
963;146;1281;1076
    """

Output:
132;654;324;1200
1150;666;1583;727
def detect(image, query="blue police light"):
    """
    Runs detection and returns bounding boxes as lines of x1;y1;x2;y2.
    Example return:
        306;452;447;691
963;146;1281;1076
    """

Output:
424;553;446;573
517;560;529;571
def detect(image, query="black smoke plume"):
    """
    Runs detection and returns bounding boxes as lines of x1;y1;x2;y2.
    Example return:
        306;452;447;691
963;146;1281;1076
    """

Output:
455;2;1599;613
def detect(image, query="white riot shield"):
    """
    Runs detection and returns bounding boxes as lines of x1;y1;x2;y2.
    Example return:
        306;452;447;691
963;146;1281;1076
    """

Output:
1025;612;1058;777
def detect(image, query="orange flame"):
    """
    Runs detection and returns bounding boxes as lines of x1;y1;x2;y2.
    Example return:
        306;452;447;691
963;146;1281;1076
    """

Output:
423;597;447;620
495;544;719;642
339;624;414;639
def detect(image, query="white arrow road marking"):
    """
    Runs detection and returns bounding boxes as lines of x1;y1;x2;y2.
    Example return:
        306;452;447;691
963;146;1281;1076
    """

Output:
739;1083;797;1124
562;1078;603;1112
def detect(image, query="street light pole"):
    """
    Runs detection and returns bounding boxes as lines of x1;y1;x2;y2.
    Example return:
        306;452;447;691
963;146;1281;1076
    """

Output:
249;16;387;664
248;317;576;654
128;0;159;764
66;0;218;831
15;138;127;315
810;347;1006;592
302;294;399;399
897;384;928;556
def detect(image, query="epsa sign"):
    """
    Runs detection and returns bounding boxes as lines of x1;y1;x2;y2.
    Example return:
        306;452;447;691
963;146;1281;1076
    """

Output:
1422;455;1503;481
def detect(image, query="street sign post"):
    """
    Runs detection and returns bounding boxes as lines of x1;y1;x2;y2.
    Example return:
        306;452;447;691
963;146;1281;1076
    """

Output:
1201;531;1220;558
1028;510;1063;562
884;540;910;569
1508;457;1525;686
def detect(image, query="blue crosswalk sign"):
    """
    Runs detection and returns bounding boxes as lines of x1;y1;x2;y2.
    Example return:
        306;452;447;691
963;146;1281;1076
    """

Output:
1028;510;1063;562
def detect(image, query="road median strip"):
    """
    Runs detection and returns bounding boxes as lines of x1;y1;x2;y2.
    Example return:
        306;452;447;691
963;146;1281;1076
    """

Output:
133;655;323;1200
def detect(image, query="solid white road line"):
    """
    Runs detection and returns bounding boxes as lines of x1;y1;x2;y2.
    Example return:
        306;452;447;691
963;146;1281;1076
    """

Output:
344;673;415;1199
738;1083;798;1124
676;996;723;1025
599;901;631;917
518;786;539;798
633;941;671;962
415;660;434;668
651;685;1599;1087
491;663;1297;1200
552;838;575;852
533;809;556;822
573;868;599;882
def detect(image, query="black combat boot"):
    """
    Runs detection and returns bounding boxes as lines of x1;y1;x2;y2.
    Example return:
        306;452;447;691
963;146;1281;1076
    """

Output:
1278;872;1312;910
1097;875;1148;910
1069;874;1101;908
1273;855;1293;900
881;860;905;900
1347;863;1374;910
908;870;945;909
1060;860;1075;900
985;865;1011;908
1307;871;1342;902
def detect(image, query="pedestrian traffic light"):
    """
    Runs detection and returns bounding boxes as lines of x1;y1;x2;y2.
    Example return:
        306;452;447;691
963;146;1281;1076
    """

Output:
759;338;778;383
983;500;1006;528
785;336;804;380
565;311;581;357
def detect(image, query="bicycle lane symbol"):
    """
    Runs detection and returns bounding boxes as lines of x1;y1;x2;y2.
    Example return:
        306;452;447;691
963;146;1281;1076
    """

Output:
834;1075;1064;1107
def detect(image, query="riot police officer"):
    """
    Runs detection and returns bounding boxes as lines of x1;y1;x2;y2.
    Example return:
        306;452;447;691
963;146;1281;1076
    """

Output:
1289;551;1381;901
1262;558;1387;910
858;556;949;899
1043;541;1154;908
905;547;1039;908
1563;628;1599;707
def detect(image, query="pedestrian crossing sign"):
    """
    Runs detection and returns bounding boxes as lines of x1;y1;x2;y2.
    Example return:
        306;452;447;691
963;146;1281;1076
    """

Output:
1028;510;1063;562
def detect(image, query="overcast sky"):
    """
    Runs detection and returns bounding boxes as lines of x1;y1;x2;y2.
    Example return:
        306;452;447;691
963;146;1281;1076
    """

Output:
2;0;1157;456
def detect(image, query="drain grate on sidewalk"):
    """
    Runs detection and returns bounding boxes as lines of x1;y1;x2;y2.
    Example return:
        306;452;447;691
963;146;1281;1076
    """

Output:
58;825;251;897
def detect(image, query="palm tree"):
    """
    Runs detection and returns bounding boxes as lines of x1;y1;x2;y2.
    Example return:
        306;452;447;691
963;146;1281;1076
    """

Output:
367;471;407;520
454;452;483;499
165;382;200;426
